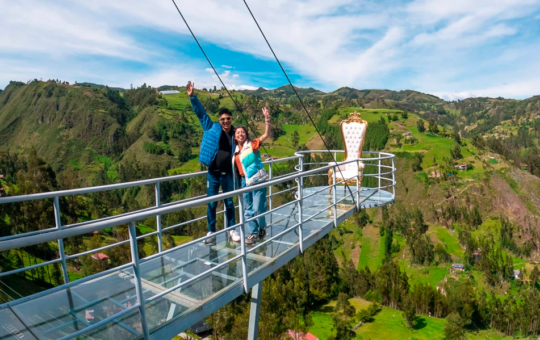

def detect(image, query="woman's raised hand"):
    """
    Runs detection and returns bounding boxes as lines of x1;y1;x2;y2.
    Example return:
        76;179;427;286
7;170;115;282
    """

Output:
262;107;270;121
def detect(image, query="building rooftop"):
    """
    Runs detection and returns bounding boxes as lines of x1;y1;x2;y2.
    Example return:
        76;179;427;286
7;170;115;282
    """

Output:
159;90;180;95
91;253;109;260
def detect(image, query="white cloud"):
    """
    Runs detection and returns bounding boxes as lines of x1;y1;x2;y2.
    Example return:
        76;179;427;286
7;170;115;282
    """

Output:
432;91;480;101
229;85;258;91
433;77;540;100
1;0;540;98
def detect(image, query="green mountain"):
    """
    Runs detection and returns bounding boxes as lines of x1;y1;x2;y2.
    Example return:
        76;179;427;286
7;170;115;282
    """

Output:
75;82;125;92
241;85;326;100
0;80;199;179
2;80;540;340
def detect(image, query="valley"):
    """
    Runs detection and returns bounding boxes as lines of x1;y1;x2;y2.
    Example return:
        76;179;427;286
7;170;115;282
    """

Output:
1;80;540;339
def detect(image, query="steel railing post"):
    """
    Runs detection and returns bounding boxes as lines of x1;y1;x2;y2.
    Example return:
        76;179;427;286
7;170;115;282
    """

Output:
238;196;249;293
269;165;273;232
332;164;337;228
392;157;396;200
356;159;360;211
155;183;163;253
53;196;69;284
128;221;151;340
298;157;304;253
378;155;382;202
269;165;273;256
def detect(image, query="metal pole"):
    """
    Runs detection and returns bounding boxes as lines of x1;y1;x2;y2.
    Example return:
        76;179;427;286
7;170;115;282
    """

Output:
356;160;360;211
269;165;273;256
378;156;382;202
269;165;273;231
392;157;396;199
155;183;163;253
247;282;262;340
332;165;337;228
238;196;249;293
298;157;304;253
53;196;69;284
128;222;151;340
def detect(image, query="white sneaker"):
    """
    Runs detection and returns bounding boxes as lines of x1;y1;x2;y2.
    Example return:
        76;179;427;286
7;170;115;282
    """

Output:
202;231;216;244
229;230;241;242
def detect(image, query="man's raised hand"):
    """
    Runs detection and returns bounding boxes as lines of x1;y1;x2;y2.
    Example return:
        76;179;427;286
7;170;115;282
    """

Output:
187;81;195;97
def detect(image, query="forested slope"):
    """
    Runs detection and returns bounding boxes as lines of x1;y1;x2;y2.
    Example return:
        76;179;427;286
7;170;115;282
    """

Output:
2;79;540;339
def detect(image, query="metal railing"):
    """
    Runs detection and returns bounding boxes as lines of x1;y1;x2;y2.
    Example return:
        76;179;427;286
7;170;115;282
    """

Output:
0;150;396;339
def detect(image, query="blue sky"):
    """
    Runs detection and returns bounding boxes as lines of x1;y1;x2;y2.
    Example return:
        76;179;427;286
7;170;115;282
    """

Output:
1;0;540;99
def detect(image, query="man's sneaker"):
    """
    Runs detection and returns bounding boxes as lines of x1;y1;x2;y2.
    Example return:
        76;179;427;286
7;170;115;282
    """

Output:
258;227;266;239
245;233;259;244
229;230;241;242
202;231;216;244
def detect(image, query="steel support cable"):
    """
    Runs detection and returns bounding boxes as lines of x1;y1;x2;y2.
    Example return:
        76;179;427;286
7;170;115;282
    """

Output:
171;0;279;176
241;0;358;211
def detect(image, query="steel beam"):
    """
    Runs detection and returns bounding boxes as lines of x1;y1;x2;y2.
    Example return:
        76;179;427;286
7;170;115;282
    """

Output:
247;282;262;340
129;222;151;340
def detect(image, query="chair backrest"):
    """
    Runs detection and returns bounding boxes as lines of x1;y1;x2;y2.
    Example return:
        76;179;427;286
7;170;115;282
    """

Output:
340;111;368;164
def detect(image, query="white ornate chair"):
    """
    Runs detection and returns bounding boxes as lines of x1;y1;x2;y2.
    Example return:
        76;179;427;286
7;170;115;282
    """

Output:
328;111;368;194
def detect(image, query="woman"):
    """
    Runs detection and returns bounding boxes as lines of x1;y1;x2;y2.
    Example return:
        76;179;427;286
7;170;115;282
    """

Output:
229;107;271;244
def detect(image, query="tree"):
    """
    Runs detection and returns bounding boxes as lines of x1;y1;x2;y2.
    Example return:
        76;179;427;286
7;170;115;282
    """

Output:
353;209;369;228
531;265;540;288
401;112;409;119
454;130;461;145
434;244;452;263
335;293;356;318
402;297;416;328
417;119;426;133
411;153;424;172
444;312;465;340
177;142;192;162
271;118;284;140
331;313;355;340
428;119;439;134
451;143;463;160
292;130;300;148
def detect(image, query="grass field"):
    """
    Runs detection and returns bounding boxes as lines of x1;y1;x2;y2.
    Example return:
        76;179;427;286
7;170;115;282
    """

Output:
336;107;403;124
163;93;192;111
275;124;317;146
429;225;464;257
359;304;447;340
357;225;384;271
310;297;515;340
403;262;450;288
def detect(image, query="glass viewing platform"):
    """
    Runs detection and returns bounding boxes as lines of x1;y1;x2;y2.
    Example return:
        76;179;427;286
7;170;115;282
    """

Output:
0;150;395;340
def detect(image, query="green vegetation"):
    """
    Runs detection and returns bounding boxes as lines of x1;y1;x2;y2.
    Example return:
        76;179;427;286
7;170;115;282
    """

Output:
357;225;384;271
2;80;540;340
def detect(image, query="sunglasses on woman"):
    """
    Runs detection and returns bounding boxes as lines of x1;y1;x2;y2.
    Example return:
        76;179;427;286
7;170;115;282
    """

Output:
219;117;232;122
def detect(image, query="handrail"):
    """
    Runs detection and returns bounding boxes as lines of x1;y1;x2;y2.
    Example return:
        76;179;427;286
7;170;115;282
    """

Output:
0;159;350;252
0;156;301;204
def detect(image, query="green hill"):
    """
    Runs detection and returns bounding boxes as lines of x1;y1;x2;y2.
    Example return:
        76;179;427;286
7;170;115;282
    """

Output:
2;79;540;339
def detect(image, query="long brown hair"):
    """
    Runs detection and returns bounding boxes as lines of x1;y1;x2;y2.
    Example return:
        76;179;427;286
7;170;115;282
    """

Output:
234;126;251;144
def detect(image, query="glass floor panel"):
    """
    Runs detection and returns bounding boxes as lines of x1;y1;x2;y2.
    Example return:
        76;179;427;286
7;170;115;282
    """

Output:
9;267;142;340
0;186;393;339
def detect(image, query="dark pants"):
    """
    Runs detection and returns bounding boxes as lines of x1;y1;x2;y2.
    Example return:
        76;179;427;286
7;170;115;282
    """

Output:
207;172;235;232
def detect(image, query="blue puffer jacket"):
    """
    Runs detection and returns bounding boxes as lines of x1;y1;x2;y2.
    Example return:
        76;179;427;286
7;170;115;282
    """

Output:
190;96;235;167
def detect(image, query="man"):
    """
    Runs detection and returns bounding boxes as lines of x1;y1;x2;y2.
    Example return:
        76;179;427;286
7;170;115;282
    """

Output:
187;81;235;243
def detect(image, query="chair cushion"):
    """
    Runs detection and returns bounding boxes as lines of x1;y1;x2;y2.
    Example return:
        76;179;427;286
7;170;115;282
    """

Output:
328;161;364;180
343;122;366;159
